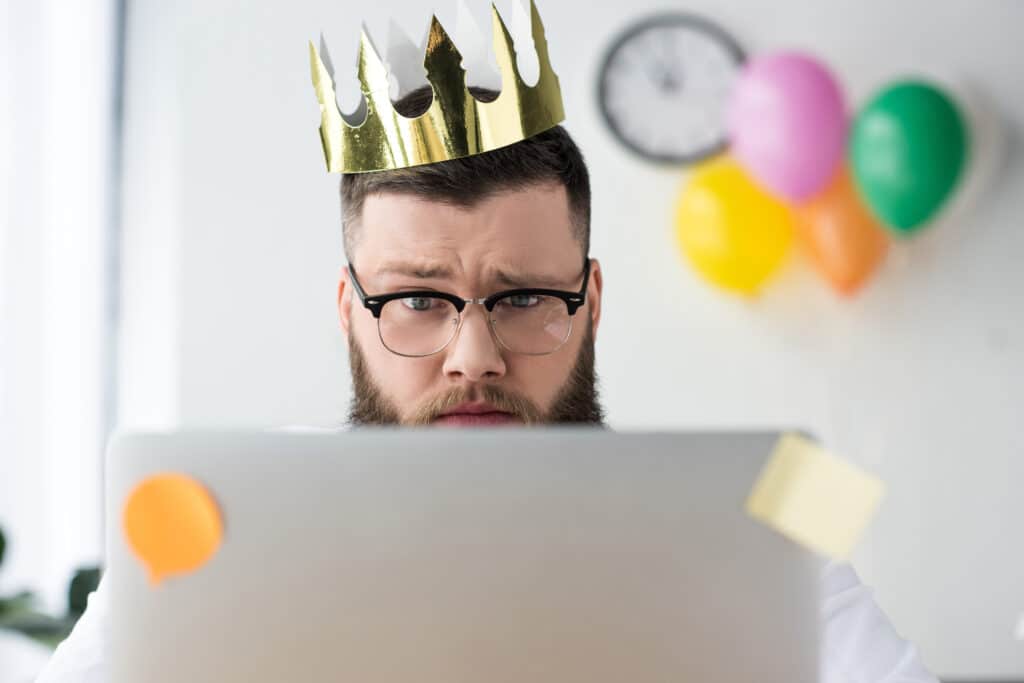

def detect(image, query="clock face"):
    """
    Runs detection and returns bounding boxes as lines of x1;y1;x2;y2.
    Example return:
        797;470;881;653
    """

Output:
597;14;745;164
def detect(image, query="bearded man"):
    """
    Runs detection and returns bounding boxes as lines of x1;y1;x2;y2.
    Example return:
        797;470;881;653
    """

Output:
36;7;939;680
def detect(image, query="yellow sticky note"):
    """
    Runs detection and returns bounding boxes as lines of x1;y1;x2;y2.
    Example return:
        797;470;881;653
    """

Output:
123;473;223;586
746;433;884;560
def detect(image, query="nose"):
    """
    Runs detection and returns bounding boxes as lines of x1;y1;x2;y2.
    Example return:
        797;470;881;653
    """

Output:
442;304;507;382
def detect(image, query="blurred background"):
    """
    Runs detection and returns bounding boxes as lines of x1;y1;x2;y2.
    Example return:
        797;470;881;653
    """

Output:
1;0;1022;680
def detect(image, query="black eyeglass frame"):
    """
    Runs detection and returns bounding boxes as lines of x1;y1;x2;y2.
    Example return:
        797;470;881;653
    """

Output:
346;259;591;356
348;259;590;318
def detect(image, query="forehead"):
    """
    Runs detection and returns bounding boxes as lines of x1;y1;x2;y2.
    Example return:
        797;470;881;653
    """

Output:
353;182;580;274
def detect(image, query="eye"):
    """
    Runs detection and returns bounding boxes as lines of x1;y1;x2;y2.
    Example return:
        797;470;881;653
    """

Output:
400;296;436;311
505;294;540;308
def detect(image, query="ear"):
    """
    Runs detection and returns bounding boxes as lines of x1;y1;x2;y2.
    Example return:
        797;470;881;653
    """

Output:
587;257;603;341
337;266;353;341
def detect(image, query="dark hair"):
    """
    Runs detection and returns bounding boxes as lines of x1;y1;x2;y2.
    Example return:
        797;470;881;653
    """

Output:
339;85;591;260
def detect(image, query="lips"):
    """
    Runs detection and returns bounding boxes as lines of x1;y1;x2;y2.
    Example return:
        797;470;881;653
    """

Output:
434;402;521;427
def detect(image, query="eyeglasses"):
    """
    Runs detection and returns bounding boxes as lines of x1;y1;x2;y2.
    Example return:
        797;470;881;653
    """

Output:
348;259;590;357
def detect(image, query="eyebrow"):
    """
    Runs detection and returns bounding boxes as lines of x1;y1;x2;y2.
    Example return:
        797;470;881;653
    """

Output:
375;261;575;290
492;270;571;289
376;262;455;280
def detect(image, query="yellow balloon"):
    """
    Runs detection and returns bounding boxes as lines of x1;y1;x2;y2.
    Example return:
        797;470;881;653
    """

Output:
675;156;794;295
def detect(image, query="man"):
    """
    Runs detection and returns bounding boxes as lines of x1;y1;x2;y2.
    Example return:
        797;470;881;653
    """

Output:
37;9;939;679
37;83;938;683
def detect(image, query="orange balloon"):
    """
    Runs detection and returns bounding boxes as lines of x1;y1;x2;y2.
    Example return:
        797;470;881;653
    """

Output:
796;168;889;295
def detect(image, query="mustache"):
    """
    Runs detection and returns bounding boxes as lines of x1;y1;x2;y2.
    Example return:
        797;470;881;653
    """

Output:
346;317;604;427
407;384;544;425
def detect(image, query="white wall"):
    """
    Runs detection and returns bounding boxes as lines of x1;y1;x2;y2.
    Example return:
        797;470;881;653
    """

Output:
118;0;1024;677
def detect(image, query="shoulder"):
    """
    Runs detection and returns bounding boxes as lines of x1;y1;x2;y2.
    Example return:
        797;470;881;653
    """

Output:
820;562;939;683
35;574;110;683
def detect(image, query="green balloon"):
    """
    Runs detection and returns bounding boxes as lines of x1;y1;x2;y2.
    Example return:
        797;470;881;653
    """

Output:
851;81;969;234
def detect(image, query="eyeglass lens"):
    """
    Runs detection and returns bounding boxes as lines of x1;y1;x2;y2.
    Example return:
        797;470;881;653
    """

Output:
377;294;573;356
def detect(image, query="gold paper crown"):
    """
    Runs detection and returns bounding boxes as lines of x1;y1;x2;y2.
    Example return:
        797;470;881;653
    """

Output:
309;0;565;174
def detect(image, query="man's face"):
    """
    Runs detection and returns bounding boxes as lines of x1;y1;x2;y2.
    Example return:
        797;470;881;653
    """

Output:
337;181;604;426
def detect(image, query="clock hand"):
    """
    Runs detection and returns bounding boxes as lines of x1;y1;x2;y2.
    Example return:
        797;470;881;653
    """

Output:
655;64;683;92
644;60;680;93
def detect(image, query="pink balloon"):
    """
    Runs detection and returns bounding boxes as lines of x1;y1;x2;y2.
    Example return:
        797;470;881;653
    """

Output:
727;52;847;202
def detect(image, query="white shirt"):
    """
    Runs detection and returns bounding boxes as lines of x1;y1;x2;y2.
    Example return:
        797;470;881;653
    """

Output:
35;561;938;683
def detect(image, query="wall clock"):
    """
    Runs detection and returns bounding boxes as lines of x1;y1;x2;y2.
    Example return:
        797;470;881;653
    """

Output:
597;13;745;164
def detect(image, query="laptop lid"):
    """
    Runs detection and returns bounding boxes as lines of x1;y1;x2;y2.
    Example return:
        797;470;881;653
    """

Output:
106;428;820;682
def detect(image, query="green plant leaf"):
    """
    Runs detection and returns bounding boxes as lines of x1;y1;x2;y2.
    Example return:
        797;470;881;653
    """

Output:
0;590;35;618
68;567;102;617
0;610;72;648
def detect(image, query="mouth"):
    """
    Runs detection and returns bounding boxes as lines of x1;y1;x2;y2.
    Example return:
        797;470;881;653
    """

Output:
433;402;522;427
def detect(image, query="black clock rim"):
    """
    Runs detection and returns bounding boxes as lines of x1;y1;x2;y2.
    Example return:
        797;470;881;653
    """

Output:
595;12;746;166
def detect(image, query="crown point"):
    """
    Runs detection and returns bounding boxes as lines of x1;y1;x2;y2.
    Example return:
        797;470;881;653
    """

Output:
358;22;375;49
426;14;454;48
489;3;513;42
532;1;550;41
528;0;552;66
424;13;464;81
309;39;331;89
357;24;390;92
360;22;386;53
308;39;318;78
490;2;520;86
427;14;443;37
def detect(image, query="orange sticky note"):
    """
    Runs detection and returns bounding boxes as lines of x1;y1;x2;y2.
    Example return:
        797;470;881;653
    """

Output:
123;473;223;585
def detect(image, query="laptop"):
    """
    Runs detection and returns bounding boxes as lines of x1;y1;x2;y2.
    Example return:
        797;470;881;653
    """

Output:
106;428;821;682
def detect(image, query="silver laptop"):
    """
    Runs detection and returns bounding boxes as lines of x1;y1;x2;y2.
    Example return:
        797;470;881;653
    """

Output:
106;429;821;682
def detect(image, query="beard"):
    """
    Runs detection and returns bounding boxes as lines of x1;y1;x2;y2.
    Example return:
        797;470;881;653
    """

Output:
347;317;605;426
